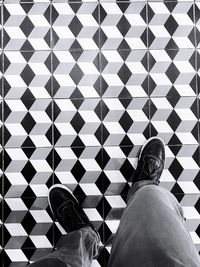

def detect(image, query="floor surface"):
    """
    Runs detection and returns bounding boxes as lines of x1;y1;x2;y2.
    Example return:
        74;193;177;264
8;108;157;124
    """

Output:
0;0;200;266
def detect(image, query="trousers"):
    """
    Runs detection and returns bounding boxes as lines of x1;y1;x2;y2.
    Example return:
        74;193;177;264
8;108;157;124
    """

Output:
29;181;200;267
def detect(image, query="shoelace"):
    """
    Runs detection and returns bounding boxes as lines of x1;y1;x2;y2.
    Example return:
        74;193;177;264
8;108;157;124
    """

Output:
58;201;85;230
139;155;161;182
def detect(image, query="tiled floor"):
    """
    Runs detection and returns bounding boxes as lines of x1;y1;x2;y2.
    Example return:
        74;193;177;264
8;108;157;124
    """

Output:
0;0;200;266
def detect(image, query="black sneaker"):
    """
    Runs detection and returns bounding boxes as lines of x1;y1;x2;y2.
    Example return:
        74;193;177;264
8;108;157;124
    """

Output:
132;137;165;184
48;184;99;236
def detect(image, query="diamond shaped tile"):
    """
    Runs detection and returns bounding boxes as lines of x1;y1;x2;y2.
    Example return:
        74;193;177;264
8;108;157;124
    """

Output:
3;148;53;197
52;3;99;50
3;3;51;50
2;197;53;265
69;64;84;85
149;50;196;97
117;63;132;85
21;113;36;135
150;97;198;145
101;50;148;98
68;16;83;38
161;145;200;193
1;248;29;266
117;15;131;37
148;2;195;49
20;16;35;38
177;194;200;251
4;51;51;99
54;99;101;147
102;98;150;146
4;99;52;147
52;51;100;98
165;62;180;84
100;2;147;50
53;146;102;188
102;145;140;196
164;15;179;36
20;65;35;86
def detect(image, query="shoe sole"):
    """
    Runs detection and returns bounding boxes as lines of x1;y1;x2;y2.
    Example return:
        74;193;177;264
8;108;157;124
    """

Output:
139;136;166;160
48;184;79;215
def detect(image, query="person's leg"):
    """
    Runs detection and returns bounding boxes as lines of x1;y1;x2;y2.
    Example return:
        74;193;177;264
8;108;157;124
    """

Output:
29;185;100;267
29;227;98;267
108;137;200;267
108;182;200;267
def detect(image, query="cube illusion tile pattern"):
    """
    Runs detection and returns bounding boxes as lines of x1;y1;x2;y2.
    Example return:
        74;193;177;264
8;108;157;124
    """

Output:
0;1;200;267
52;3;99;50
3;51;51;99
3;3;51;51
148;2;195;49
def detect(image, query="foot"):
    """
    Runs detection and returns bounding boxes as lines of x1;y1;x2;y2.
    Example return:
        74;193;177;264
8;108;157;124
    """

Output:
132;137;165;184
48;184;98;235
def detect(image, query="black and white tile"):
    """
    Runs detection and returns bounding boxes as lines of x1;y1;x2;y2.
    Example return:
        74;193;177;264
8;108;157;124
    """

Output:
4;99;52;147
147;2;195;49
52;50;100;98
149;49;196;97
3;51;51;99
54;99;101;146
100;50;148;98
150;96;198;145
99;2;147;50
52;3;99;50
3;3;51;50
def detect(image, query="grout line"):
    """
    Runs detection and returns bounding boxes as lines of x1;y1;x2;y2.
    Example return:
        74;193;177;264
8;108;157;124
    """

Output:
98;3;106;248
146;2;151;138
49;1;56;251
194;2;197;48
51;10;56;251
50;1;54;177
1;1;5;256
194;1;200;165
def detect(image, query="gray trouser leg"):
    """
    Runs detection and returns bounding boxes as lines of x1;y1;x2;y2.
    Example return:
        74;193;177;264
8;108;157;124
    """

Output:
108;181;200;267
29;227;99;267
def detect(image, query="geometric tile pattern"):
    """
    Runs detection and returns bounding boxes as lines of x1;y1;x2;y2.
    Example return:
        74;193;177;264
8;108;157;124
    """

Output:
3;51;51;99
150;97;198;145
52;3;99;50
102;98;149;146
148;2;195;49
54;99;101;146
4;100;52;147
101;50;148;98
99;3;147;50
52;51;100;98
3;147;53;197
1;0;200;266
3;4;51;50
149;49;196;97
